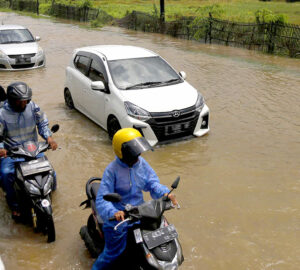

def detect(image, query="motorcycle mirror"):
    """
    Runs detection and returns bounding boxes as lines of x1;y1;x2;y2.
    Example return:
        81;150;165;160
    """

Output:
171;176;180;189
51;124;59;133
103;193;122;203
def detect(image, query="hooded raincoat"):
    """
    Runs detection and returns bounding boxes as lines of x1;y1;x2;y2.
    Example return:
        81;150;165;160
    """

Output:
92;156;169;270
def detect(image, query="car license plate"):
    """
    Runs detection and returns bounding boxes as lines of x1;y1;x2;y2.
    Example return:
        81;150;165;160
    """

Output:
165;122;190;135
143;224;178;249
16;58;31;64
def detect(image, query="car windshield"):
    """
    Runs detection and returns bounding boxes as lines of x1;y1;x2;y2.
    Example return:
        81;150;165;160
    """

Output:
108;56;182;90
0;29;35;44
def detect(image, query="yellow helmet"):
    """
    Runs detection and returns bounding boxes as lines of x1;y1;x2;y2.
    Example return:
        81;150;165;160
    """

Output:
112;128;152;160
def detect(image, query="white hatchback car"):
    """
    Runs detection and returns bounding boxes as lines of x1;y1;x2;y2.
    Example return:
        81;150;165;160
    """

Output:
64;45;209;146
0;25;45;71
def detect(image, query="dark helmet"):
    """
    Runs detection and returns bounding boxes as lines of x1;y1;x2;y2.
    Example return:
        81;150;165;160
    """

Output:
7;81;32;102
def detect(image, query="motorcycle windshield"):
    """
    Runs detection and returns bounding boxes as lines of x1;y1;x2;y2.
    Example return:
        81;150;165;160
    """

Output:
138;199;164;219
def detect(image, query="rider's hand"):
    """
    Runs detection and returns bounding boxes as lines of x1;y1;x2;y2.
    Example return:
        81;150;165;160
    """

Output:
0;148;7;158
164;193;178;207
47;137;58;150
114;211;125;221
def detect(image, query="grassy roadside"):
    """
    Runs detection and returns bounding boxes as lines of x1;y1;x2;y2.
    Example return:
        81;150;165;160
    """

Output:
51;0;300;24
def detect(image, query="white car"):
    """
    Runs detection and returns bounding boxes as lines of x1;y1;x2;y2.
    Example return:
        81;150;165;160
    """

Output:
0;25;45;70
64;45;209;146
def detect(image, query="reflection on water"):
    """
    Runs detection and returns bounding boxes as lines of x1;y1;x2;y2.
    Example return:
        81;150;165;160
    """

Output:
0;12;299;270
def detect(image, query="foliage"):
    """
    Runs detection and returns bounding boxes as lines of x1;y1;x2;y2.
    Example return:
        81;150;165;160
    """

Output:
194;4;225;19
79;0;92;9
255;8;288;24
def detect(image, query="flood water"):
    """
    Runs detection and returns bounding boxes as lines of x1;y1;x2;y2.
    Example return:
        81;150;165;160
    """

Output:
0;12;299;270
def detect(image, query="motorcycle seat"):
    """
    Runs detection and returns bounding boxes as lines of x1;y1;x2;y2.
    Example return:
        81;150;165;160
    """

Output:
91;182;100;200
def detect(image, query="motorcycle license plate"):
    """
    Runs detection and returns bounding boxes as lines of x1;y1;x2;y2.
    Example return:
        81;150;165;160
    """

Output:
20;158;52;176
143;224;178;249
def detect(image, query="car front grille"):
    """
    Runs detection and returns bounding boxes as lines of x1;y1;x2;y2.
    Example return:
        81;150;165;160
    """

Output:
147;105;199;142
8;53;36;59
11;64;35;69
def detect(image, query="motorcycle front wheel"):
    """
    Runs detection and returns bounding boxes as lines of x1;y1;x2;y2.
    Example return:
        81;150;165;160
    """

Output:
46;215;55;243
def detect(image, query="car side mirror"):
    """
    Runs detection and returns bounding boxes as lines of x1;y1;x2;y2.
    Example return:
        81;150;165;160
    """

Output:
179;71;186;80
91;81;106;92
35;36;41;42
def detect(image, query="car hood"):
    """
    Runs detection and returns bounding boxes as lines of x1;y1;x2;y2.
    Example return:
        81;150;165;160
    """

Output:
120;82;199;112
0;42;38;55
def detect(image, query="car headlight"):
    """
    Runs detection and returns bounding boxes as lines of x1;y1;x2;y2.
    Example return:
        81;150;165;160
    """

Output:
43;175;53;195
0;50;7;59
25;181;41;195
124;101;151;121
36;46;43;56
195;93;205;113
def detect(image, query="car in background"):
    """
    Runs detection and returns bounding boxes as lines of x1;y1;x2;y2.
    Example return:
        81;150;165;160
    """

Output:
64;45;209;146
0;25;45;70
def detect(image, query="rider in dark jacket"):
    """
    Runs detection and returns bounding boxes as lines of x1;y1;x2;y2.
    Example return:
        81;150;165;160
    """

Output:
0;82;58;218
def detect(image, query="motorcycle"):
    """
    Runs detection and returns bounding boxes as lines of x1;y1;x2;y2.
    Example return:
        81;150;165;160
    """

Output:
1;124;59;243
79;176;184;269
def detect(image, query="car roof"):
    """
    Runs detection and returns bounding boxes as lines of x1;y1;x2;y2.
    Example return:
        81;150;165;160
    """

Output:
76;45;158;61
0;25;27;30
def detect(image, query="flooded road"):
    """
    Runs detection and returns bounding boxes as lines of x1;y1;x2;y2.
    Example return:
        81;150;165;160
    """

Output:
0;12;299;270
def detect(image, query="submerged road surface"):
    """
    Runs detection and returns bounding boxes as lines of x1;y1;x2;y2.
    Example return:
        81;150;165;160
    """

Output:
0;12;299;270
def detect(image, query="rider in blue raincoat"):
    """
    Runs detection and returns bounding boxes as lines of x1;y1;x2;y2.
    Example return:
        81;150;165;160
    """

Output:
92;128;178;270
0;82;58;218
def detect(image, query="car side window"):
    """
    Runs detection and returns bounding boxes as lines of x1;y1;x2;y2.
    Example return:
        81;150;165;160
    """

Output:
88;59;106;82
74;55;90;75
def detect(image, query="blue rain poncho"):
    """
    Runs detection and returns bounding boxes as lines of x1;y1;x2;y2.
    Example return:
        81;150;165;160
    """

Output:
92;156;169;270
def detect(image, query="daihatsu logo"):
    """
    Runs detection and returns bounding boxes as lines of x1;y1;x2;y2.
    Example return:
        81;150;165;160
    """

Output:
172;110;180;118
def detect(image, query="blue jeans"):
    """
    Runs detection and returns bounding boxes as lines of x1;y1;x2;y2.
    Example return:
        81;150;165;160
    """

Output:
0;153;56;211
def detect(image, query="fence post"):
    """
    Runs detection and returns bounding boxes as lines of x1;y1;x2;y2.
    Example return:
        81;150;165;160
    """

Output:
208;12;212;44
36;0;39;15
267;22;275;54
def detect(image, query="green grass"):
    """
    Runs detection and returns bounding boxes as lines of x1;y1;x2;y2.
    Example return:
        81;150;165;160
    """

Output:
79;0;300;24
3;0;300;24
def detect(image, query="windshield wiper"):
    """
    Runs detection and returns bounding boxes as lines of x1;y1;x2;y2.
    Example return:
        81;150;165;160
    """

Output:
1;41;22;44
125;81;163;90
161;78;182;84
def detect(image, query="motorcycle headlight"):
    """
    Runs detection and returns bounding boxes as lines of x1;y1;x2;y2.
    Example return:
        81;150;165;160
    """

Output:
195;93;205;113
25;181;41;195
43;175;53;195
0;50;7;59
124;101;151;121
36;46;44;56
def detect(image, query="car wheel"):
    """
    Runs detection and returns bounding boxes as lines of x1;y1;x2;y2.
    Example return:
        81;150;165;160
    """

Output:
107;117;121;140
64;88;74;109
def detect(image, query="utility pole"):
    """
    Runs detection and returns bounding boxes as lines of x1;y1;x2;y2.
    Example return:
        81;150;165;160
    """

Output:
160;0;165;22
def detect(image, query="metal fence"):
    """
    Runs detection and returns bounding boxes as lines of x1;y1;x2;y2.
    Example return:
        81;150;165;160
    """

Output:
119;11;300;57
50;3;99;22
1;1;299;57
1;0;100;21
